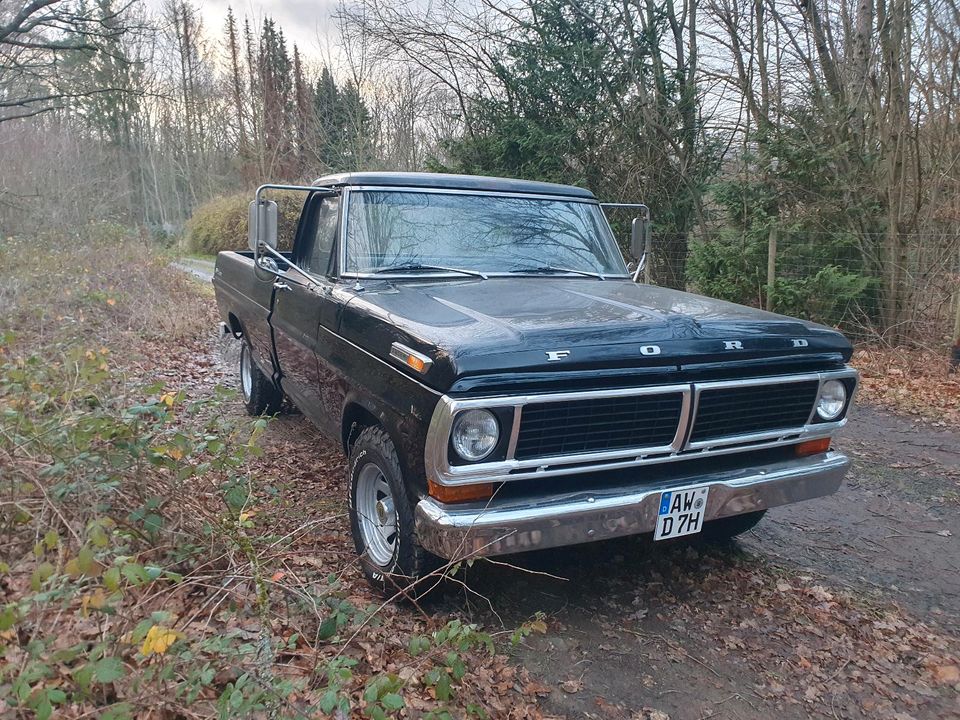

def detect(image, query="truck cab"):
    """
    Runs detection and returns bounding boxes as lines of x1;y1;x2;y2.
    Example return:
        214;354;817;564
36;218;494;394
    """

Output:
213;171;857;594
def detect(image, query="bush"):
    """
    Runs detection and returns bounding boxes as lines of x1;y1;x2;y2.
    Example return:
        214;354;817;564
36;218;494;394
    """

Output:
688;232;875;328
186;192;304;255
687;231;767;306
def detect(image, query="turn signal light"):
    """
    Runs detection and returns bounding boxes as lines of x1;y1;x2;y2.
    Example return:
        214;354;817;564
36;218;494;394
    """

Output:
795;438;831;457
428;478;494;504
405;354;427;373
389;343;433;375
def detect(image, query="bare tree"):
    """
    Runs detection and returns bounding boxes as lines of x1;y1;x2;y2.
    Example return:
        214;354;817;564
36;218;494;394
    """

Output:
0;0;139;122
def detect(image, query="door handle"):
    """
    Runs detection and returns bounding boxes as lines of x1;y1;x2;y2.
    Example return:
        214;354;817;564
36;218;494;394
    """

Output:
275;282;291;292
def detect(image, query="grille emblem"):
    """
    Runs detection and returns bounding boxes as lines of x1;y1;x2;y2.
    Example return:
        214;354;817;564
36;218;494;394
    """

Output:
545;350;571;362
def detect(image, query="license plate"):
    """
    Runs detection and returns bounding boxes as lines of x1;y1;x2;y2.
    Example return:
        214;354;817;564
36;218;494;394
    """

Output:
654;486;709;541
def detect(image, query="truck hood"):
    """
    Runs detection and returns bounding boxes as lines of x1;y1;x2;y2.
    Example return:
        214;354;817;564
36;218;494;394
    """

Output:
339;278;853;392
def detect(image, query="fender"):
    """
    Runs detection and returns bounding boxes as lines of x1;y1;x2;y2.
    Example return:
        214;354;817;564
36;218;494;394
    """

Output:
340;386;434;500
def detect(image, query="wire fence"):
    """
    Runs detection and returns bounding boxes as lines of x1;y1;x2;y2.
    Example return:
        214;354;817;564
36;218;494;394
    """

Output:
639;231;960;347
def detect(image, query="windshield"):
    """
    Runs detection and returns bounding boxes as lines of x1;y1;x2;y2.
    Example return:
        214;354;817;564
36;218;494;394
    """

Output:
344;190;628;277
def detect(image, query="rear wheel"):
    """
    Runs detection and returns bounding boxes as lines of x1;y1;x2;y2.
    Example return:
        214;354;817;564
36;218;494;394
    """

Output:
349;426;438;596
239;341;283;416
700;510;767;542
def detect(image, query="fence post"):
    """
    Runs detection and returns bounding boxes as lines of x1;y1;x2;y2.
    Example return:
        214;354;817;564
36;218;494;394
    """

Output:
952;257;960;370
766;226;778;311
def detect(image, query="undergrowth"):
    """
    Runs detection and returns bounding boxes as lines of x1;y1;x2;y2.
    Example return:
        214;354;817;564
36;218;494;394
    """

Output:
0;234;543;719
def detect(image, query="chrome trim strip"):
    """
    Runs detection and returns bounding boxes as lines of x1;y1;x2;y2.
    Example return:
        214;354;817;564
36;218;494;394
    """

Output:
424;384;692;486
685;369;858;450
416;451;850;559
389;342;433;373
344;185;601;203
424;368;859;486
505;406;523;459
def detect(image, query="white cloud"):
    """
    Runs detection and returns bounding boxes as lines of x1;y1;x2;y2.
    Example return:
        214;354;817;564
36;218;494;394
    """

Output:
148;0;341;62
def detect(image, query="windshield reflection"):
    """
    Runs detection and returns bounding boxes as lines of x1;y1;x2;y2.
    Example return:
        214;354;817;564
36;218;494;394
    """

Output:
344;190;628;277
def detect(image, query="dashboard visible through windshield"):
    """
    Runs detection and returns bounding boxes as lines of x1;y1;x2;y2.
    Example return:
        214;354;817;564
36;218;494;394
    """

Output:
343;189;628;278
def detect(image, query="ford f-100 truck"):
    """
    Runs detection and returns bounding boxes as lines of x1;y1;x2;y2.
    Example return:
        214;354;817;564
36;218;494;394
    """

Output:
212;171;857;593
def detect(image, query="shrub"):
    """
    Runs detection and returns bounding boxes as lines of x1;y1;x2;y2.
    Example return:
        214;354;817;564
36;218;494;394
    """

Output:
186;192;304;255
688;232;875;329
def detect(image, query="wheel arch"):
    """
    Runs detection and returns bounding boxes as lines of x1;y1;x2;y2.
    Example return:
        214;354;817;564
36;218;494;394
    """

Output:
341;393;427;500
227;312;243;338
342;399;382;455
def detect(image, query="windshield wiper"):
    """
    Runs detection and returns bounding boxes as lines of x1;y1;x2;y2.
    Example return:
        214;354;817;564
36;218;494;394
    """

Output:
509;265;605;280
372;263;488;280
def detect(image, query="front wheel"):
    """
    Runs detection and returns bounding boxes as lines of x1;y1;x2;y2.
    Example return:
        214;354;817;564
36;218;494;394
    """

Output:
348;426;437;595
239;341;283;416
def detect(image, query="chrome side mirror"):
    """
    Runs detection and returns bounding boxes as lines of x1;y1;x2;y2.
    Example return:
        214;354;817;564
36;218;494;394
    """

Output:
248;200;278;252
630;214;649;259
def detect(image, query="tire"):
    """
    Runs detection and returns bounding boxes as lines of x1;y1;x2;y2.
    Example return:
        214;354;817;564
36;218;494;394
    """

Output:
700;510;767;542
348;426;438;596
239;340;283;416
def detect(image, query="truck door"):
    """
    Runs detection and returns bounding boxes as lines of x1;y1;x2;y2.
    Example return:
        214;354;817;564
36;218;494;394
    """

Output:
269;193;340;433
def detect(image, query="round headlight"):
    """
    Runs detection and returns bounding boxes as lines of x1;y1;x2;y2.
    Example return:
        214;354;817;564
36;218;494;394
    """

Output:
451;409;499;462
816;380;847;421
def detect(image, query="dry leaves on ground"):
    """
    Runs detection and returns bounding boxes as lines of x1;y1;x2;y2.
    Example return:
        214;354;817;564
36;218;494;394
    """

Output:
852;347;960;427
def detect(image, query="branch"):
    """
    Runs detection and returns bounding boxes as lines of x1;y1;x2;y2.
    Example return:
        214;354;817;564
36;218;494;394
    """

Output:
0;0;61;44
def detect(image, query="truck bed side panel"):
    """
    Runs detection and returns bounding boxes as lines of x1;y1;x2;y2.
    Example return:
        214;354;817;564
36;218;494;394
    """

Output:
213;251;279;376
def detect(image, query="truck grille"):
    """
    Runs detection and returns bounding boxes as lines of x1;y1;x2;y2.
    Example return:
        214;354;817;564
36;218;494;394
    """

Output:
514;393;684;460
689;380;819;443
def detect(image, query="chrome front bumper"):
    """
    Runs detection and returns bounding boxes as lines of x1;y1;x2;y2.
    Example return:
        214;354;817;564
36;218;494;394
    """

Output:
415;451;849;559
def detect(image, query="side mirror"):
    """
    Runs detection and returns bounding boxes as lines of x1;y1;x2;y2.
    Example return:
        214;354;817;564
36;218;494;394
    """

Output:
630;215;649;259
248;200;278;252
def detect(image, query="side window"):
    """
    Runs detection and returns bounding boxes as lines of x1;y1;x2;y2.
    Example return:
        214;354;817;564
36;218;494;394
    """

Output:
302;196;340;277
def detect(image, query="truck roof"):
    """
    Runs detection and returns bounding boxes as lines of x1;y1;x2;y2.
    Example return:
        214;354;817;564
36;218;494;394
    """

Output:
312;171;596;200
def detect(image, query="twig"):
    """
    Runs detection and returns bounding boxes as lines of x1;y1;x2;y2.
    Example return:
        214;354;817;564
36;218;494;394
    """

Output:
621;628;722;679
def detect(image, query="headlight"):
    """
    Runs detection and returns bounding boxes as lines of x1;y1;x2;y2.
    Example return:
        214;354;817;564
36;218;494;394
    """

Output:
816;380;847;421
451;409;499;462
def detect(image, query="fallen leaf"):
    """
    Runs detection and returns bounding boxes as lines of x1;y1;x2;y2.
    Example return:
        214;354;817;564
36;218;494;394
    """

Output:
931;664;960;685
560;678;583;693
140;625;178;656
635;709;670;720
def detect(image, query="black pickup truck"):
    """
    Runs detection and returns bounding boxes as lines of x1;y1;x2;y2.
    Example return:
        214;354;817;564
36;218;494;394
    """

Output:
213;171;857;592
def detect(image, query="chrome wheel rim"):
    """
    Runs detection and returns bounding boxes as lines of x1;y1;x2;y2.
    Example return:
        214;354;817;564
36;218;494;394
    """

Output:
240;345;253;402
356;463;398;567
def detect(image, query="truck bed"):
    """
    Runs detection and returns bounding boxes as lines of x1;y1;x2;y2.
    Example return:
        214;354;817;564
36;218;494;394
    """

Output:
213;250;294;379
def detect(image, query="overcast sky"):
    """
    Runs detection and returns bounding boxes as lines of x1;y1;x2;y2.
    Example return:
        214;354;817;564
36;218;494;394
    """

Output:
150;0;341;60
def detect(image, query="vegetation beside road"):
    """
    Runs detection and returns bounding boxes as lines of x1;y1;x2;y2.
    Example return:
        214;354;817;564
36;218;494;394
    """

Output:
0;236;544;719
2;234;959;719
853;348;960;428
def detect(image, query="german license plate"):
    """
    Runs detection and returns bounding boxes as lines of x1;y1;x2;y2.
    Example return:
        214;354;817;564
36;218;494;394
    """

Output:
654;486;709;541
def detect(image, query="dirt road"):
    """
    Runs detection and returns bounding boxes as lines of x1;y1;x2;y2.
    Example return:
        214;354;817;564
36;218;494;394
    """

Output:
181;262;960;718
449;404;960;719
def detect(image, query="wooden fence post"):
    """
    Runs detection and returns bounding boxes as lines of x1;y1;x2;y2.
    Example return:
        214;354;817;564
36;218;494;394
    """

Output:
766;226;778;311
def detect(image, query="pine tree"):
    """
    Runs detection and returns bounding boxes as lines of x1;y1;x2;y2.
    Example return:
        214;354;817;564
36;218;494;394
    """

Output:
225;8;248;159
292;45;313;176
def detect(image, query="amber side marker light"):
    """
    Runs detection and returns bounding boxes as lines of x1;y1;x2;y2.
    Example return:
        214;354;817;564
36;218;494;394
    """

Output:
405;354;426;373
389;342;432;374
428;478;494;504
795;437;831;457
